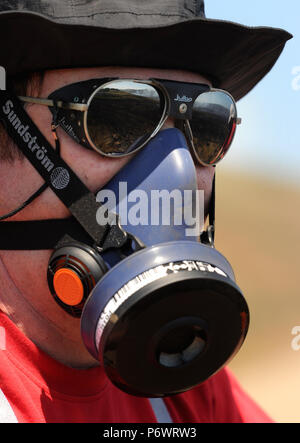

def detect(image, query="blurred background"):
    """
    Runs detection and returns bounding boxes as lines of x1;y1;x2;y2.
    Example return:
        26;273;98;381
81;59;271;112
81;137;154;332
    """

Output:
206;1;300;422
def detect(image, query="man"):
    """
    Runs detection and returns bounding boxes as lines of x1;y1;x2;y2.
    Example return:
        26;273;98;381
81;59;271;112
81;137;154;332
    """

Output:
0;0;292;423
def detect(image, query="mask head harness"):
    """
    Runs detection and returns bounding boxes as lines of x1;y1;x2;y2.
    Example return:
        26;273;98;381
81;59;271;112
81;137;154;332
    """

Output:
0;90;249;398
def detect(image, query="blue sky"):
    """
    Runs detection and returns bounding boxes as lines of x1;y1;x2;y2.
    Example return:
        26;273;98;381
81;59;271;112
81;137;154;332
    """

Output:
206;0;300;186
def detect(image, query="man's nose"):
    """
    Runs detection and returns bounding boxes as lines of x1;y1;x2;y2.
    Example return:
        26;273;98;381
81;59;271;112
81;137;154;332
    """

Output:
161;116;176;130
161;117;193;150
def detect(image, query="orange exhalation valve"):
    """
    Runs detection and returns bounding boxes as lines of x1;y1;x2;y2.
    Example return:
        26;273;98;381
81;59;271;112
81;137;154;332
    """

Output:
53;268;84;306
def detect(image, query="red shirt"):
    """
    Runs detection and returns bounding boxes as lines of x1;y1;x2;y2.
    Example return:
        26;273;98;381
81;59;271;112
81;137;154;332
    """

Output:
0;311;272;423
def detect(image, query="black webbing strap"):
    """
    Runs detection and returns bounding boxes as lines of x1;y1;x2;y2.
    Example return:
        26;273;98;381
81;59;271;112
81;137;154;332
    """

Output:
200;172;215;246
0;91;108;246
0;218;94;250
209;172;216;237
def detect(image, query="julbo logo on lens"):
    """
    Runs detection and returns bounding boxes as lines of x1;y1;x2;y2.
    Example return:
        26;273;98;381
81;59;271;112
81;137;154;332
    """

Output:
0;66;6;91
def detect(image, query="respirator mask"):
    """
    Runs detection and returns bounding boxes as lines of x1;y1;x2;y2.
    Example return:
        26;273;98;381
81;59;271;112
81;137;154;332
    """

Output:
0;78;249;398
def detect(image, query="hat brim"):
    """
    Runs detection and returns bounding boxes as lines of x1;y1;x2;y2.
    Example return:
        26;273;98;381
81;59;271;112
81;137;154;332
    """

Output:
1;11;292;100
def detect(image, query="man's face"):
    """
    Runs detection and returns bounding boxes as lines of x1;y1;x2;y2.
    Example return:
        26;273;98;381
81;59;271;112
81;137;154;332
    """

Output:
0;66;214;368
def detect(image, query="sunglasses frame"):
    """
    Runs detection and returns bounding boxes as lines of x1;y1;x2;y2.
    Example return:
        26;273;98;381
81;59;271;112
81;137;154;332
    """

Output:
19;77;241;166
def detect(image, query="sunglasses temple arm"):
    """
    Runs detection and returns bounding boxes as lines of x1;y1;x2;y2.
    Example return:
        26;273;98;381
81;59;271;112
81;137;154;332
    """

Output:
18;96;87;112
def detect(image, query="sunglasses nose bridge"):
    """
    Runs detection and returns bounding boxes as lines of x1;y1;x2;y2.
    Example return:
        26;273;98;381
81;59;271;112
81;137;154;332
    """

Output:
158;80;209;122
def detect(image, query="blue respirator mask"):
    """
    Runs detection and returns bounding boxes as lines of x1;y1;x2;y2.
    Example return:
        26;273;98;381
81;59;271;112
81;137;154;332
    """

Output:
0;91;249;398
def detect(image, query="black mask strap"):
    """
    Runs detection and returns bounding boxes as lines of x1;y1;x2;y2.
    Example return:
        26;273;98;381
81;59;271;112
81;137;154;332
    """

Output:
0;91;126;249
200;172;215;247
0;217;95;250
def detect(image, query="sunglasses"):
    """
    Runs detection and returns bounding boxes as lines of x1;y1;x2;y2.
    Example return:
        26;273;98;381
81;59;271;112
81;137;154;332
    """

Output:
19;77;241;166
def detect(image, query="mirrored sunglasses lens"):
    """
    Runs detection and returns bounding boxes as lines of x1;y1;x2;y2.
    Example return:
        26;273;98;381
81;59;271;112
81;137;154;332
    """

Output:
190;91;237;165
86;80;162;156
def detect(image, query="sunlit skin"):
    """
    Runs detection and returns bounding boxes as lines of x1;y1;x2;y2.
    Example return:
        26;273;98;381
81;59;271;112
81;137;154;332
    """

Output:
0;66;215;368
